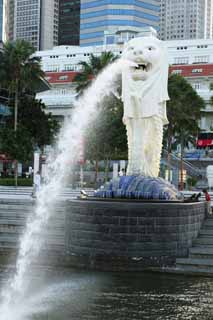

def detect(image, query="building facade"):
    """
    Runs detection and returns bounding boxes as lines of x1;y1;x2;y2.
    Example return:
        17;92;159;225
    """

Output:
0;0;3;41
80;0;160;46
4;0;59;50
3;0;15;42
35;35;213;130
59;0;80;46
159;0;213;41
36;72;77;123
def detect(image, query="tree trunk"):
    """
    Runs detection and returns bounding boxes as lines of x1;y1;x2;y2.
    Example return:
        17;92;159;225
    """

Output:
180;135;184;191
167;124;172;182
104;157;109;182
14;160;18;187
14;78;18;131
95;158;99;183
14;78;19;187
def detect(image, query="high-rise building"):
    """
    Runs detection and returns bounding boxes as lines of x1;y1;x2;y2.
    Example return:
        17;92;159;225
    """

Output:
4;0;15;42
80;0;160;47
0;0;3;41
40;0;59;50
4;0;59;50
159;0;213;41
59;0;80;46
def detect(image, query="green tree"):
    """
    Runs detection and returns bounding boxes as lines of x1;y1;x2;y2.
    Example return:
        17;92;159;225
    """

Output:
165;74;205;189
85;95;127;181
0;40;44;130
0;40;45;184
0;96;58;162
74;51;126;181
74;52;118;94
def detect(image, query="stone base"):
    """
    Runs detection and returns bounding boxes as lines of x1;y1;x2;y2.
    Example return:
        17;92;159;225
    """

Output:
64;199;208;271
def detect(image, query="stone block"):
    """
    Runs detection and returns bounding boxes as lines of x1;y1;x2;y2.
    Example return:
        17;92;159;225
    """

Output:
65;199;206;270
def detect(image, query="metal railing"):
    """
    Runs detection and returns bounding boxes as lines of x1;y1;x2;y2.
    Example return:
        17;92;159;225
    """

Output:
162;149;204;178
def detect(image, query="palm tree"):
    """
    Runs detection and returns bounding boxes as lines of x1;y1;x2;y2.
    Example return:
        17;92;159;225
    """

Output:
0;40;44;130
0;39;45;185
74;51;118;94
74;51;118;182
165;74;205;190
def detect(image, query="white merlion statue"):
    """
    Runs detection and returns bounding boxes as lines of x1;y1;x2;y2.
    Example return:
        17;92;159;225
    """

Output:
121;36;169;177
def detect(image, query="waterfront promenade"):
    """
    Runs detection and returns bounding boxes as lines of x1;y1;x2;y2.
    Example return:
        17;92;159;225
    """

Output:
0;186;94;200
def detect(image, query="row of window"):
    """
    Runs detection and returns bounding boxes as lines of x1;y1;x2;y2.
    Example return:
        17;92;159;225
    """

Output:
174;55;209;64
80;20;157;30
197;45;208;48
49;53;93;59
172;68;203;75
81;0;160;12
45;64;82;72
44;56;212;74
44;53;211;65
44;68;209;93
81;9;159;22
17;0;38;4
17;10;38;15
176;45;208;50
17;4;38;9
80;41;103;47
80;31;103;40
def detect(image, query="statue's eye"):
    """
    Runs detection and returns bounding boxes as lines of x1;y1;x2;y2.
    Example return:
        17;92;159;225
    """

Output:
128;46;134;51
148;46;155;51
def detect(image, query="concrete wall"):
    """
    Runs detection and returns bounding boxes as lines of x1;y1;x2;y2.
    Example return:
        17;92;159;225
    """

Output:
0;198;207;271
65;200;208;271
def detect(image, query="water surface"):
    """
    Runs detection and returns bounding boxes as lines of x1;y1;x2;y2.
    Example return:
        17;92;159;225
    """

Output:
1;267;213;320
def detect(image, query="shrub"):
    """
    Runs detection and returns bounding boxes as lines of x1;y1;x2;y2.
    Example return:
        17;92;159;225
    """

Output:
0;178;33;186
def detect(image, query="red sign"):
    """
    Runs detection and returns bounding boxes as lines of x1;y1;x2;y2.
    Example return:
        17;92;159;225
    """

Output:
78;137;85;165
0;154;11;161
196;139;213;147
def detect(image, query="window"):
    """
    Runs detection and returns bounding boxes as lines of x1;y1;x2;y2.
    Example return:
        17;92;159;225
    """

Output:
46;65;59;72
193;83;201;90
191;68;203;73
177;46;188;50
174;57;189;64
194;55;209;63
106;36;115;45
58;75;68;80
197;45;208;48
172;69;182;75
64;64;74;71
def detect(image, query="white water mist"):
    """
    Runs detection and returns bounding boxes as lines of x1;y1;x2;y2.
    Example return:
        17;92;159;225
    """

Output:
0;58;131;320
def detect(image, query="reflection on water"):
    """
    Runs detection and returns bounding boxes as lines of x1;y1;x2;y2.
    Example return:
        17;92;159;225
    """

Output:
1;267;213;320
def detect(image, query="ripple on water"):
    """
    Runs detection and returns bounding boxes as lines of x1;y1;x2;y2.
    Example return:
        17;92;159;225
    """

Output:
0;270;213;320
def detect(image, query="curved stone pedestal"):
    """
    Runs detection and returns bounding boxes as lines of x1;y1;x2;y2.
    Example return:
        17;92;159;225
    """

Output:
65;199;208;271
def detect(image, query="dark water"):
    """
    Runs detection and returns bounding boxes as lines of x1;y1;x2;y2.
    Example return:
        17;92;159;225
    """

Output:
1;268;213;320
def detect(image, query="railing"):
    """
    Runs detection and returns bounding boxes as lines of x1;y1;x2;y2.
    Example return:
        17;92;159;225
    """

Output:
162;149;204;178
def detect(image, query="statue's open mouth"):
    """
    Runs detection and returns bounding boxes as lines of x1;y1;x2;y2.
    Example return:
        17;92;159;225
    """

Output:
134;62;151;72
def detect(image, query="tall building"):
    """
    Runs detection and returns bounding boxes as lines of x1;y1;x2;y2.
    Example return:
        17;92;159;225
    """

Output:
59;0;80;46
0;0;3;41
159;0;213;41
4;0;15;42
80;0;160;47
4;0;59;50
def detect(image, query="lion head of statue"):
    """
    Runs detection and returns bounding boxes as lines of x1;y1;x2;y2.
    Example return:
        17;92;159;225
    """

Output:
122;36;168;82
